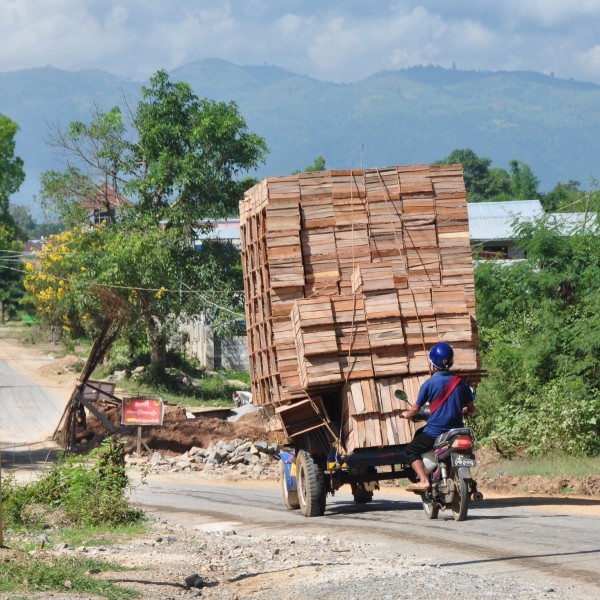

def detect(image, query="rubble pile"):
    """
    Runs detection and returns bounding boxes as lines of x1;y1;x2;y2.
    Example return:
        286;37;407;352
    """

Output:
127;438;281;481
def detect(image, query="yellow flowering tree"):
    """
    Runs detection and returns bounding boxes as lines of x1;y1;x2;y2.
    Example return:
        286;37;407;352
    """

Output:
24;229;103;336
24;218;243;377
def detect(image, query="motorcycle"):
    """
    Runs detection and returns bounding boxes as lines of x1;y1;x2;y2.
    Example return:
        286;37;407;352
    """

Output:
395;391;484;521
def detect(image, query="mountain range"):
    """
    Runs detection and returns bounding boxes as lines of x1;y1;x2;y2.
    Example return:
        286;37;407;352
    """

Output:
2;58;600;214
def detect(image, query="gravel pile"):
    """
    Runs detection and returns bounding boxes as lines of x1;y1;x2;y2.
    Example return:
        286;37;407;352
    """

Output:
34;518;569;600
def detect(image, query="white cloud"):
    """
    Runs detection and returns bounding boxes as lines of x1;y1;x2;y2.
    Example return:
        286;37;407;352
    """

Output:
574;45;600;80
513;0;600;27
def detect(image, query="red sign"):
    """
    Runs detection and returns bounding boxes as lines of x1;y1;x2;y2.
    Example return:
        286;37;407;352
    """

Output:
121;397;164;426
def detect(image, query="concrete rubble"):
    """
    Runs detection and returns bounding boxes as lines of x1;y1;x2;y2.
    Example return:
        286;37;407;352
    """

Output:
126;438;281;481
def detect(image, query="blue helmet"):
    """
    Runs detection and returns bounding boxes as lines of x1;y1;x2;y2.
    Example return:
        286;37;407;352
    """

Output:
429;342;454;370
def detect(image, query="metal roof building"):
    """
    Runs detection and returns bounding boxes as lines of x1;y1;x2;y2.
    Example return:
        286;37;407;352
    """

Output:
468;200;543;242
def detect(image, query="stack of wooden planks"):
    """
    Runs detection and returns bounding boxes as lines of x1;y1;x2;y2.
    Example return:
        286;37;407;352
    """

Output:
240;165;480;450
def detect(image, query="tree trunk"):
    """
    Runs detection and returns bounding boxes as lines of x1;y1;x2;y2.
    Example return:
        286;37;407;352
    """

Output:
143;312;167;379
149;335;167;379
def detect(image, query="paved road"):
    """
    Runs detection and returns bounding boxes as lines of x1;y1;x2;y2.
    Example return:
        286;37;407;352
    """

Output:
131;474;600;598
0;355;65;450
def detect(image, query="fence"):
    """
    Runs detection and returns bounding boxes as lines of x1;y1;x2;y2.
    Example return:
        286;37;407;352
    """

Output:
181;320;249;372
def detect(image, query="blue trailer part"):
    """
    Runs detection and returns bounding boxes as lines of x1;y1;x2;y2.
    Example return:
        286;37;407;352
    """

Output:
279;450;297;492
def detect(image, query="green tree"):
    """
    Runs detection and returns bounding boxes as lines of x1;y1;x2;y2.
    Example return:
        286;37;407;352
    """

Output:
130;70;268;226
90;218;244;375
0;223;24;322
9;204;36;238
509;160;539;200
0;115;26;319
0;115;25;223
39;167;99;229
436;148;510;202
293;155;327;175
540;180;581;212
437;149;543;203
37;70;267;375
474;219;600;455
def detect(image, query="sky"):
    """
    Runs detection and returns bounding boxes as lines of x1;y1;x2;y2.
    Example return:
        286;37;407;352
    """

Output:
2;0;600;84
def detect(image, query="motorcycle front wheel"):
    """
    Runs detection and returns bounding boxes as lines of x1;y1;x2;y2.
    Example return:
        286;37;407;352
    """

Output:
451;472;469;521
422;493;439;520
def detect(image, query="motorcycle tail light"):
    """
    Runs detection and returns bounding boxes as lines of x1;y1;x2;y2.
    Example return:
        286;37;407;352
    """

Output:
452;436;473;450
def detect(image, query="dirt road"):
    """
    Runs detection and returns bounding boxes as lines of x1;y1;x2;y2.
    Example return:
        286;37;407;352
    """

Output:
127;471;600;598
0;338;67;449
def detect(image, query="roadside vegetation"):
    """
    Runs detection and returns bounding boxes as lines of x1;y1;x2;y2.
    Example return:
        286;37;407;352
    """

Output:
475;454;600;479
0;557;137;599
473;219;600;457
1;438;144;598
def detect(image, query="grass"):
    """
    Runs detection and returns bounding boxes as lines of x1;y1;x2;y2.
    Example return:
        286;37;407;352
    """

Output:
0;441;150;598
0;322;42;343
93;366;244;407
7;523;149;553
51;522;149;550
0;555;138;599
92;345;250;407
476;453;600;478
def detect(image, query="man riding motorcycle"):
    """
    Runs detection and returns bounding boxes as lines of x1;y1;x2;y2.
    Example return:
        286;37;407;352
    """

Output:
400;342;476;492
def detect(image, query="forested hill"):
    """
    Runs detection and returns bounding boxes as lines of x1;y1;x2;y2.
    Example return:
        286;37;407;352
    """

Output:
2;59;600;209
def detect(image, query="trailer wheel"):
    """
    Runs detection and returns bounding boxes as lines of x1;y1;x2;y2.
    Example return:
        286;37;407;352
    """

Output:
280;460;300;510
351;483;373;504
297;450;326;517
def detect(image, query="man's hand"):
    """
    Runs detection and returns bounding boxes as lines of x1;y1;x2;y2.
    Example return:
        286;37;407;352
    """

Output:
401;406;419;421
462;402;476;416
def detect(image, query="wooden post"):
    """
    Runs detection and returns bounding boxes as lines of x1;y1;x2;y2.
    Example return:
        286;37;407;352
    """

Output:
137;426;142;456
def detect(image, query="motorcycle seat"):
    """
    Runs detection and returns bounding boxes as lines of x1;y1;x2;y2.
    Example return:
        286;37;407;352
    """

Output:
434;427;471;448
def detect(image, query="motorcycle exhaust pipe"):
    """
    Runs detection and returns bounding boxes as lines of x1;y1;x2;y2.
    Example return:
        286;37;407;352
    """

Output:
471;491;484;502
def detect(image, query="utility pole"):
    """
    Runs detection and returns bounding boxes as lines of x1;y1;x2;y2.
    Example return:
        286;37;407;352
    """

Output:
360;144;365;170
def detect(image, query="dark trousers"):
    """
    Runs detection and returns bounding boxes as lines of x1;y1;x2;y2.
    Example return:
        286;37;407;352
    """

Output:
402;429;437;465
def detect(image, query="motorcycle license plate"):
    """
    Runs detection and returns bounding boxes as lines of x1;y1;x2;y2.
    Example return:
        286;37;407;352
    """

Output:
451;453;476;467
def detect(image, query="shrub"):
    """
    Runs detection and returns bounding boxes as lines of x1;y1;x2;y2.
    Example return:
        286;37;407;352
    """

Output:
2;437;143;530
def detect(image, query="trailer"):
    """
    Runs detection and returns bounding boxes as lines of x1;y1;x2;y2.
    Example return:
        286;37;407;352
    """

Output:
239;165;481;516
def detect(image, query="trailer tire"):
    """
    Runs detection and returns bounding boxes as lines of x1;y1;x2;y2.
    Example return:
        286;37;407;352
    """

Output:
280;460;300;510
297;450;326;517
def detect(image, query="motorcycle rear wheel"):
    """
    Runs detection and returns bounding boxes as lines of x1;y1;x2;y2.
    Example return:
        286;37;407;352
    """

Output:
422;494;439;519
451;472;469;521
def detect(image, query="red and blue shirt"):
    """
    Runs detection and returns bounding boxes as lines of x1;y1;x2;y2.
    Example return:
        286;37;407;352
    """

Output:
416;371;475;438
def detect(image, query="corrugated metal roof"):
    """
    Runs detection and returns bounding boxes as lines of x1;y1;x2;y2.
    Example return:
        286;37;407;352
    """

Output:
547;212;598;233
468;200;543;241
192;205;593;248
